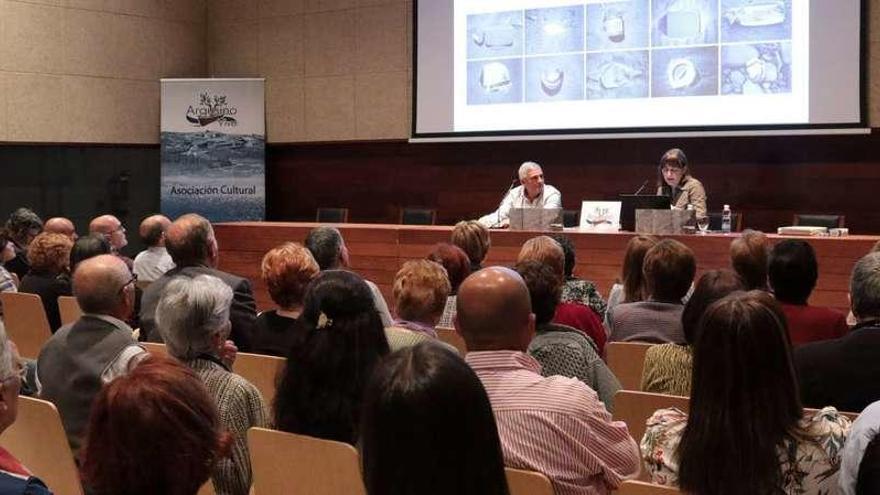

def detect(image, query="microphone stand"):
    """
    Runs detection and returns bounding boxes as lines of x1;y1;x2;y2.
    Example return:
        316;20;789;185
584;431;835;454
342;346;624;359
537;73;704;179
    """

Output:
494;178;519;229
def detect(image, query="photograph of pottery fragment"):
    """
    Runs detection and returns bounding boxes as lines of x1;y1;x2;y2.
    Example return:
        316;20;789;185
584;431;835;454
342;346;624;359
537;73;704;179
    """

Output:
586;51;649;100
722;42;792;95
652;0;719;47
526;54;585;102
586;0;650;51
467;11;524;59
652;46;719;97
467;58;524;105
525;6;585;55
721;0;791;43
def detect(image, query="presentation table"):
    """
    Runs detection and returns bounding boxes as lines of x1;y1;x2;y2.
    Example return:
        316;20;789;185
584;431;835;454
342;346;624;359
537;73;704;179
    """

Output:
214;222;879;314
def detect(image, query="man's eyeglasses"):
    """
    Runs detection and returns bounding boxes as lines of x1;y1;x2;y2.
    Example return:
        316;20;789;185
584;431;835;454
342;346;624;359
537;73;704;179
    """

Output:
119;273;138;294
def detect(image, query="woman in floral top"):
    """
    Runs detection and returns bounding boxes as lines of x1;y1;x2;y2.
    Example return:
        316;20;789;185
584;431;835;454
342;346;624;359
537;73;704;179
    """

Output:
640;291;851;495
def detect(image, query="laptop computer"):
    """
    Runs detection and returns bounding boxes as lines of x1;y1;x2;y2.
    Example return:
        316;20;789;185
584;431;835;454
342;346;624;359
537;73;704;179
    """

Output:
619;195;671;232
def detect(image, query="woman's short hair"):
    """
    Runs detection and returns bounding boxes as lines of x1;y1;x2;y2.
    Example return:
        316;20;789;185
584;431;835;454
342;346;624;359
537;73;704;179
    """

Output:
451;221;490;267
620;235;658;303
261;242;319;310
768;239;818;304
851;252;880;321
680;269;745;344
359;342;509;495
274;270;390;443
551;234;577;278
517;236;564;280
27;232;73;274
426;243;471;293
642;239;695;302
155;275;233;360
4;208;42;245
70;234;112;272
656;148;690;189
514;261;562;325
678;290;802;495
393;259;451;324
81;355;226;495
730;230;770;290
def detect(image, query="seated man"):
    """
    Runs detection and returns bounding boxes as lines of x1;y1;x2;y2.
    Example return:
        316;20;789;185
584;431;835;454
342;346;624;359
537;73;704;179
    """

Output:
478;161;561;229
133;214;175;282
89;214;132;269
457;267;639;494
140;214;257;351
769;239;848;346
36;254;145;454
43;217;78;241
3;207;42;279
608;239;695;344
795;252;880;413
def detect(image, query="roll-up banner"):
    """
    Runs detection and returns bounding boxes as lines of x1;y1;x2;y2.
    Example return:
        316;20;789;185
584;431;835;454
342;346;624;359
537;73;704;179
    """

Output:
160;78;266;222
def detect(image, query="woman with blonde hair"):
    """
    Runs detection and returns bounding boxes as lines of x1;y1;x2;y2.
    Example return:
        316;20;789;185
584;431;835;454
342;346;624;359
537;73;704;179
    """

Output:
386;260;453;352
451;220;490;272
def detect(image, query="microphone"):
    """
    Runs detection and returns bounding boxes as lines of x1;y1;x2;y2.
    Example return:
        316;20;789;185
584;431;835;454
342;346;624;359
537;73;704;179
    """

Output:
633;179;649;196
494;177;520;228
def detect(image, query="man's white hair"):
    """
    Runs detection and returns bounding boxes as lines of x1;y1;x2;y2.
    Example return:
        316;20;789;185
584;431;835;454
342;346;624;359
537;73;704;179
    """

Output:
518;161;542;180
155;274;233;360
0;321;16;380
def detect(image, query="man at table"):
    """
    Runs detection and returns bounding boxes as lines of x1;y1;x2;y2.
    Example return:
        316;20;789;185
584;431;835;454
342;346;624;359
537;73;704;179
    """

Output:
478;161;562;229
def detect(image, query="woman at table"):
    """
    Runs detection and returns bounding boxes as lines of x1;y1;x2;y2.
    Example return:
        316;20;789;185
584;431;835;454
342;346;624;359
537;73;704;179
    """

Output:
656;148;707;219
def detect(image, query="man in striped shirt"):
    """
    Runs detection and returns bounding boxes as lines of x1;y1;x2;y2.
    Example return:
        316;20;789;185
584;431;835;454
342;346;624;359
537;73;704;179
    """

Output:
456;267;639;495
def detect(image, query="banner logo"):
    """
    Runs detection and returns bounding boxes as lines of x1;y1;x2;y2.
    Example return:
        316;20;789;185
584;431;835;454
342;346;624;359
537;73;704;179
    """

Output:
186;92;238;127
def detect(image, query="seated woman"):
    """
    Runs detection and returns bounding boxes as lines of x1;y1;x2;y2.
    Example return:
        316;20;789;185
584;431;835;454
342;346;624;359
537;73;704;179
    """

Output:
604;235;658;328
359;342;509;495
19;233;73;332
730;229;771;290
386;260;452;351
155;275;267;495
1;232;20;319
516;260;620;411
274;270;390;444
551;234;607;320
640;269;744;396
427;243;471;329
608;239;695;344
641;291;851;494
253;242;319;356
656;148;707;219
451;220;491;273
81;355;228;495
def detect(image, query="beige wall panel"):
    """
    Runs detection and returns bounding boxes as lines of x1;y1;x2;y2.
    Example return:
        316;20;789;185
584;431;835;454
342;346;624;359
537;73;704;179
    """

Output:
357;0;397;6
116;0;164;18
10;0;63;6
355;71;406;139
305;75;355;140
1;2;64;73
208;0;257;23
63;76;158;143
6;72;66;142
305;0;355;13
164;0;205;23
0;71;7;141
304;10;355;76
259;0;303;17
162;21;206;77
266;76;305;142
114;15;164;80
258;14;304;78
355;3;406;73
63;9;119;77
208;20;259;76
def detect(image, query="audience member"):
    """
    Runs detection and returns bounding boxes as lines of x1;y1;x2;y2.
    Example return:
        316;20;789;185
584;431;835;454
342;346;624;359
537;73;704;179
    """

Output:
3;207;42;279
140;214;257;351
19;233;73;331
795;252;880;412
426;243;471;329
451;220;491;273
840;400;880;495
552;234;607;320
0;232;19;319
69;234;111;272
359;343;509;495
515;261;620;411
729;229;770;290
640;269;744;396
605;235;658;327
253;242;318;357
769;239;848;345
641;291;850;494
81;355;228;495
155;275;267;495
457;267;639;494
608;239;695;344
88;215;131;267
133;214;175;282
36;255;145;454
43;217;77;241
386;260;451;351
517;236;607;354
304;226;393;327
274;270;390;444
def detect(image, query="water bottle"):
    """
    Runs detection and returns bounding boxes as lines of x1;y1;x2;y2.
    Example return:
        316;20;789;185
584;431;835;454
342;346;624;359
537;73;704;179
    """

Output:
683;204;696;234
721;204;732;234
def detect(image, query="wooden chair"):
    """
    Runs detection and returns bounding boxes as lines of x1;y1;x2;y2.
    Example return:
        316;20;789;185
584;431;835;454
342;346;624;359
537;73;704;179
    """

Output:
399;208;437;225
248;427;366;495
196;480;216;495
793;213;845;229
616;480;683;494
436;327;467;355
232;352;286;404
0;396;83;495
606;342;654;391
505;467;554;495
316;207;350;223
0;292;53;359
57;296;82;327
141;341;168;356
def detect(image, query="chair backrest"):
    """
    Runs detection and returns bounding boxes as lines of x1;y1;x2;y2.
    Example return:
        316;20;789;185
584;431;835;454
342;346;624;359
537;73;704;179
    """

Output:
708;211;744;232
606;342;654;391
617;480;683;494
400;208;437;225
196;480;216;495
141;341;168;356
233;352;286;405
436;327;467;355
562;209;580;228
0;292;53;359
613;390;689;481
505;467;554;495
248;427;366;495
793;213;845;229
57;296;83;327
316;207;350;223
0;396;84;495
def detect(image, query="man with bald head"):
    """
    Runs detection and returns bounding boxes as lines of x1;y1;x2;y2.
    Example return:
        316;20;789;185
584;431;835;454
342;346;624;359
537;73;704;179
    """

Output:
43;217;78;241
36;254;145;454
456;267;639;495
89;214;132;270
139;213;256;351
132;214;175;282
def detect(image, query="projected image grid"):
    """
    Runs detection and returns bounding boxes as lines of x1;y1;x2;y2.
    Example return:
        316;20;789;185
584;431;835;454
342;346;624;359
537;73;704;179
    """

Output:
465;0;792;106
